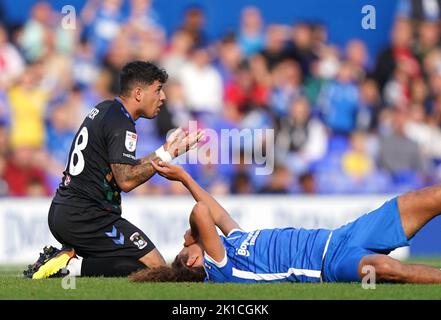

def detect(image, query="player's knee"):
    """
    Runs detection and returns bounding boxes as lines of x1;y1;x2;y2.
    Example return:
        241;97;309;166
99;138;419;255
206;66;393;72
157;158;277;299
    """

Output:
361;255;404;282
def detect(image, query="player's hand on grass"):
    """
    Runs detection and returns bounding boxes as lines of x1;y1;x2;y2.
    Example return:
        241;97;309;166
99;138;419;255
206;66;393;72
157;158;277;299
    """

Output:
150;160;188;182
162;127;205;159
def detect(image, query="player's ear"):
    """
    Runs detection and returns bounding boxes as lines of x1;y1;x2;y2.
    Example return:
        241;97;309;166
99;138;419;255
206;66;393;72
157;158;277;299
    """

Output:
134;86;143;102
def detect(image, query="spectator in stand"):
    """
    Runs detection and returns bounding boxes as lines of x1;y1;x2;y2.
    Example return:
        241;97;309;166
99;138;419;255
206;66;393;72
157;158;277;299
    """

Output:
126;6;166;64
17;2;75;62
17;1;54;62
158;80;191;131
285;22;318;78
231;171;254;194
7;62;49;150
82;68;114;108
4;147;50;196
270;59;303;118
319;62;359;135
127;0;163;33
178;45;223;118
383;61;413;109
64;85;92;128
213;34;243;86
72;37;100;90
259;165;293;194
259;24;290;71
224;60;269;121
304;45;341;109
298;172;316;194
414;20;440;65
238;6;265;58
379;109;426;182
161;30;194;81
102;31;133;94
342;131;375;181
356;78;382;132
45;101;76;165
276;97;327;175
39;29;75;94
0;90;10;126
0;124;8;156
373;18;419;93
405;103;441;162
179;5;208;48
81;0;125;61
397;0;441;21
248;53;272;94
345;39;369;82
0;24;25;88
0;153;8;196
45;101;77;190
410;77;430;113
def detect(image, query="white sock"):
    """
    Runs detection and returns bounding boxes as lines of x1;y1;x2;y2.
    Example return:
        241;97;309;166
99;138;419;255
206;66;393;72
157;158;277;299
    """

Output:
66;257;83;277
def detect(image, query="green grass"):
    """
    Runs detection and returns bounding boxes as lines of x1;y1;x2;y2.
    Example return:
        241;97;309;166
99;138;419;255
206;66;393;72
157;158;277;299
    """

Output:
1;258;440;300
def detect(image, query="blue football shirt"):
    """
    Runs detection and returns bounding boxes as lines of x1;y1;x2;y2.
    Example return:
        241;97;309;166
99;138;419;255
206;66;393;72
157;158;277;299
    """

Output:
203;228;333;283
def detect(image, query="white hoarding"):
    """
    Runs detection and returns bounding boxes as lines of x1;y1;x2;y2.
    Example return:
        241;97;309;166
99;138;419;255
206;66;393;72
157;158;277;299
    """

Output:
0;195;408;264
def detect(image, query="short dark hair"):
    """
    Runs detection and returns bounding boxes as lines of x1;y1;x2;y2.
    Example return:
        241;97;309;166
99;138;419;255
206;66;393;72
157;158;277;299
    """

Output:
119;61;168;96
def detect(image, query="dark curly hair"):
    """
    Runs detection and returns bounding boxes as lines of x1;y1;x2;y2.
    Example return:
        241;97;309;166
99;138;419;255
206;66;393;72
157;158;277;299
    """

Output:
129;254;206;282
119;61;168;97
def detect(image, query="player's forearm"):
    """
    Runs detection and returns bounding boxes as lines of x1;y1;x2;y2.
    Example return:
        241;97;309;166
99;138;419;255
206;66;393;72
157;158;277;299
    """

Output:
111;153;160;192
181;174;230;226
189;212;200;243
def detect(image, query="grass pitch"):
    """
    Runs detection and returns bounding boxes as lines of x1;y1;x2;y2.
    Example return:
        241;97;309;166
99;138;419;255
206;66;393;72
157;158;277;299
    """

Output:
1;258;440;300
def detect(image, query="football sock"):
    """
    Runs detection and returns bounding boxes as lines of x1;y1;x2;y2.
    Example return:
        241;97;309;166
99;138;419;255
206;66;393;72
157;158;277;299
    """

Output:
81;257;146;277
66;256;82;277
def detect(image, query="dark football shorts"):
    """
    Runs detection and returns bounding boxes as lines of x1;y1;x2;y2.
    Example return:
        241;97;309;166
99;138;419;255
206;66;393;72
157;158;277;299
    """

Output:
48;202;156;260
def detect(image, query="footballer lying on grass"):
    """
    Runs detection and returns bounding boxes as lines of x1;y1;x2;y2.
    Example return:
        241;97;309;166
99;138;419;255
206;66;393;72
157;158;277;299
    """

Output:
130;161;441;284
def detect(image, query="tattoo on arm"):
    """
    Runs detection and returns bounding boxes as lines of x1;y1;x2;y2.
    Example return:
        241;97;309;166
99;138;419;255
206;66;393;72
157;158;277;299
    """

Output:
111;152;161;191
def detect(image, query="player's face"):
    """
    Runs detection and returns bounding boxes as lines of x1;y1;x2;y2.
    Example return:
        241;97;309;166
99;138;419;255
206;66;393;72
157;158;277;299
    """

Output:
140;80;166;119
178;243;204;268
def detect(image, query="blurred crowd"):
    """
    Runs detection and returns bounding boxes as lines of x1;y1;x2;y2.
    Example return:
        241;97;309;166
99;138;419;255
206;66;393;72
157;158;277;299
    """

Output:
1;0;441;197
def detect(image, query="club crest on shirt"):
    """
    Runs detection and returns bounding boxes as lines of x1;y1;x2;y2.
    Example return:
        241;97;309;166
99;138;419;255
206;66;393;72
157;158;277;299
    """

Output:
130;232;147;250
125;131;137;152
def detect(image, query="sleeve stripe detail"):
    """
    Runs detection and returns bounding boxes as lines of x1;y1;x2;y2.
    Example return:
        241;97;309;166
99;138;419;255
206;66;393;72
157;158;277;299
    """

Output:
227;228;244;237
204;250;228;268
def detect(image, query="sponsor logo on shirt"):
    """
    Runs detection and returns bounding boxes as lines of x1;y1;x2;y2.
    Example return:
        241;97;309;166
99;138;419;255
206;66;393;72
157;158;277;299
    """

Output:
125;131;137;152
122;153;136;160
236;230;260;257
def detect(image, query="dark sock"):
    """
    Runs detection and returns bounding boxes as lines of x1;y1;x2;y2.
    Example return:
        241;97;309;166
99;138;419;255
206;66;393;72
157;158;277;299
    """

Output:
81;257;146;277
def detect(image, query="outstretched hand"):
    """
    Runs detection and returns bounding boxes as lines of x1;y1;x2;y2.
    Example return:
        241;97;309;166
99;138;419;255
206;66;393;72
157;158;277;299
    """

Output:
163;127;205;159
150;160;188;182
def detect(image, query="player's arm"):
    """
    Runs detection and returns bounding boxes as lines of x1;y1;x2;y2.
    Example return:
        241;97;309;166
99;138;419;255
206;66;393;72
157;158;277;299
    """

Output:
110;153;161;192
150;161;240;236
188;201;226;264
111;128;204;192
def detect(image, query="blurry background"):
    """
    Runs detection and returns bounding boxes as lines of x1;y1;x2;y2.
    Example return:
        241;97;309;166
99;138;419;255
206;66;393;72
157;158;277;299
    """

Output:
0;0;439;262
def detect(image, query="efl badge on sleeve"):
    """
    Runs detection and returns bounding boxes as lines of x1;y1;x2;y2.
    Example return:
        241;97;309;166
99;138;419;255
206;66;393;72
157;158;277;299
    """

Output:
125;131;137;152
